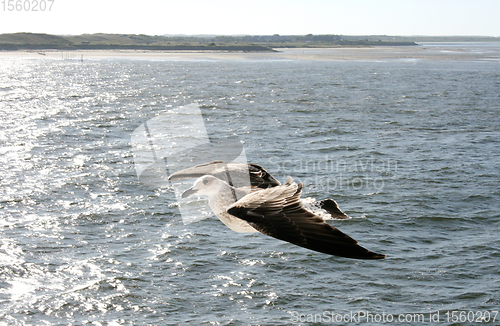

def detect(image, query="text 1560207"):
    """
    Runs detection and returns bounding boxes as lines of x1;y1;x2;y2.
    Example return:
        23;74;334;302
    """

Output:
2;0;54;11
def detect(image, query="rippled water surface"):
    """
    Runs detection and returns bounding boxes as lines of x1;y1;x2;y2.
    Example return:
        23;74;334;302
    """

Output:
1;46;500;325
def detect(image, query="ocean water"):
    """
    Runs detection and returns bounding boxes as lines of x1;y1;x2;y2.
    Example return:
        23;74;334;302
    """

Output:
1;46;500;325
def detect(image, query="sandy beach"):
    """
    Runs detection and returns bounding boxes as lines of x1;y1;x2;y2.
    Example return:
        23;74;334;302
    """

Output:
2;44;499;61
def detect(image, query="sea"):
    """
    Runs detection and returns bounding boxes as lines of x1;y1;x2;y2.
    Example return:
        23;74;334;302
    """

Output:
1;44;499;325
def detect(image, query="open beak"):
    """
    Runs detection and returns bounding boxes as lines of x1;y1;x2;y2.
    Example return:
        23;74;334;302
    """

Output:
181;187;198;198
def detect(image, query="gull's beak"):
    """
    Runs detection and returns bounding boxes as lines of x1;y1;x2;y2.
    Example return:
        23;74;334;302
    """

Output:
182;187;198;198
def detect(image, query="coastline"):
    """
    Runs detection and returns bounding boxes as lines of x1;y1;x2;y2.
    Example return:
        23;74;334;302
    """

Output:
1;44;499;61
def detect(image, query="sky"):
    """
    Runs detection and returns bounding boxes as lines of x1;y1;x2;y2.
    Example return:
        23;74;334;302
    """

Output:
1;0;499;36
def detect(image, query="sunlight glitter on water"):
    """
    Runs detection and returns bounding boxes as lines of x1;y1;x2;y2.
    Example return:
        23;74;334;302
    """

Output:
0;51;499;324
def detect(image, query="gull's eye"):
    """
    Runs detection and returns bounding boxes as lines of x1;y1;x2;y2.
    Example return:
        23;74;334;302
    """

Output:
203;178;210;185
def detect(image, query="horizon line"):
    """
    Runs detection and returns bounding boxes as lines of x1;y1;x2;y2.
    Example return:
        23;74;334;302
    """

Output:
2;32;499;38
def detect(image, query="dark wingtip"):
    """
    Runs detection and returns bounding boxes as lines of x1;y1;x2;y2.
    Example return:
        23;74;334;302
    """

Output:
369;253;386;259
341;252;386;260
330;245;386;260
350;248;386;259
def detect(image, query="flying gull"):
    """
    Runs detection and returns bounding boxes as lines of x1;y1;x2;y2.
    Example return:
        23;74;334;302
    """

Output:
169;161;385;259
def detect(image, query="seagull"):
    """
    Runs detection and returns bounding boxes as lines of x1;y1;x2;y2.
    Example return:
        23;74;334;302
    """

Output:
169;161;385;259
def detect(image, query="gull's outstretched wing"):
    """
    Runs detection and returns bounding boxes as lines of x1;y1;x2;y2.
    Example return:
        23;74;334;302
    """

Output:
226;178;385;260
168;161;281;189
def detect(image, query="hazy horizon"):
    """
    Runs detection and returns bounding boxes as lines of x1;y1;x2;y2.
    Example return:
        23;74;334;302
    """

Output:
3;32;499;39
1;0;499;37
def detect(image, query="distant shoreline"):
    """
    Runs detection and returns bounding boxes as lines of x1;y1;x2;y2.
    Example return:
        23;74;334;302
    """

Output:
0;42;418;52
2;33;499;54
2;45;499;62
0;32;420;53
0;43;277;52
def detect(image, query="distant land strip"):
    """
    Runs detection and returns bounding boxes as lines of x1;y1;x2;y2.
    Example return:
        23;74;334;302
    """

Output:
2;32;499;52
0;32;425;52
0;43;276;52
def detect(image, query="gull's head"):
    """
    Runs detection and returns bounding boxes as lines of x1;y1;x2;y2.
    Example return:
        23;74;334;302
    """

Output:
181;175;226;199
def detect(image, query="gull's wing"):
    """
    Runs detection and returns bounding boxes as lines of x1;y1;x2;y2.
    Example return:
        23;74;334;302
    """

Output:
226;178;385;260
168;161;281;188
